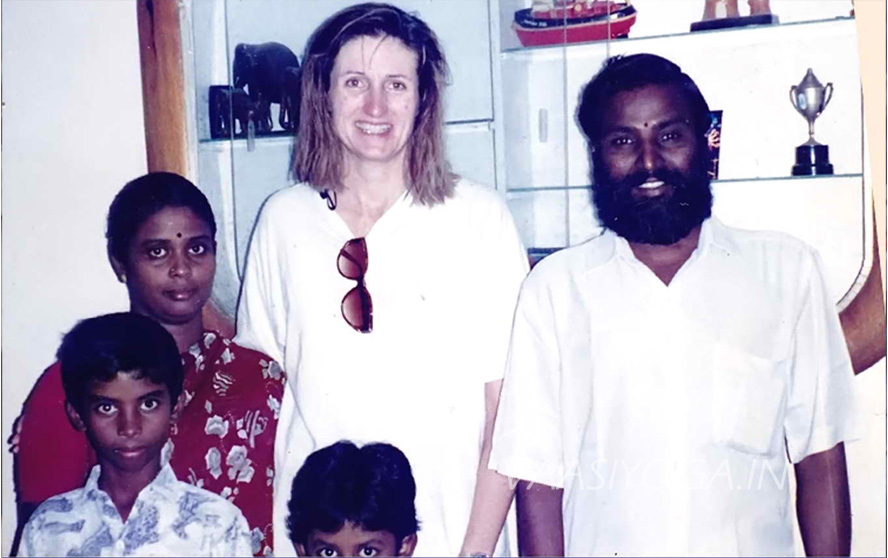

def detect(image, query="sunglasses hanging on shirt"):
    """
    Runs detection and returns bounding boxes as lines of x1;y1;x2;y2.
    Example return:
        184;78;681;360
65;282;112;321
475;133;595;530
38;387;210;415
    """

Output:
338;237;373;333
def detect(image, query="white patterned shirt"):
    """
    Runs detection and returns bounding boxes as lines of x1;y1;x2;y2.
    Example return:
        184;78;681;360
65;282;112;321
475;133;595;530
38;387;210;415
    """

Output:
20;464;253;557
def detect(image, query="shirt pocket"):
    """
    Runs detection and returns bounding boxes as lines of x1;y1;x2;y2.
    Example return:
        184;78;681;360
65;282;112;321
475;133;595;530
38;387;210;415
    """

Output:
711;342;787;456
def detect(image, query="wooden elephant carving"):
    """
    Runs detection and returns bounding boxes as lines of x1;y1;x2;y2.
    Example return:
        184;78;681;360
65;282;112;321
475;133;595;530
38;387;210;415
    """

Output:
209;85;272;138
233;42;301;131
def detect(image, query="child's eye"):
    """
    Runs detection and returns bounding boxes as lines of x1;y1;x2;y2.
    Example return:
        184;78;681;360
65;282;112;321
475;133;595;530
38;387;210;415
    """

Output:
318;548;338;557
95;403;116;416
140;398;161;412
359;547;379;557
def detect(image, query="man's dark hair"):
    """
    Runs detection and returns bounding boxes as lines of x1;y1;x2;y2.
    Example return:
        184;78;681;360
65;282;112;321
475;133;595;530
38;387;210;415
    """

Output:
287;441;419;546
106;172;216;266
59;312;184;413
577;53;712;146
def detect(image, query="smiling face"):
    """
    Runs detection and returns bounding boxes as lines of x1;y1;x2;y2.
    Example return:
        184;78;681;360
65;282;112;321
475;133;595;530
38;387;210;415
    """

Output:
299;523;417;557
329;35;419;173
592;83;712;245
112;206;216;327
66;371;179;478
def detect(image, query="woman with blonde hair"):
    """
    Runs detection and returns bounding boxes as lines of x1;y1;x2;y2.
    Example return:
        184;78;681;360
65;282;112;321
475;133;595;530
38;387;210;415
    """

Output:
236;3;528;556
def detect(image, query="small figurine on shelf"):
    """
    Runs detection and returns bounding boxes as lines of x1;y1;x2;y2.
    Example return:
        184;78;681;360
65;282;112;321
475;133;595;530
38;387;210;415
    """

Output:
513;0;637;47
208;85;272;140
279;66;302;132
691;0;778;31
233;42;301;132
706;110;723;180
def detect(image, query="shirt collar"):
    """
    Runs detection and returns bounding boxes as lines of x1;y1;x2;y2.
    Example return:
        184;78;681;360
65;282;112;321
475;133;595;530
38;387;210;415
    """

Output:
83;460;178;507
608;217;727;267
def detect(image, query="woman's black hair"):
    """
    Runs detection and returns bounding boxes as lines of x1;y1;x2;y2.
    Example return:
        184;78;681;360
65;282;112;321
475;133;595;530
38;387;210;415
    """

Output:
287;441;419;546
577;53;712;146
59;312;184;414
106;172;216;266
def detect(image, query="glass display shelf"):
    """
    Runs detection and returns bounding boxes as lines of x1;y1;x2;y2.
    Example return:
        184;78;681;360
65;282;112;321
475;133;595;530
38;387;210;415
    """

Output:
501;15;854;55
497;15;862;191
505;172;864;193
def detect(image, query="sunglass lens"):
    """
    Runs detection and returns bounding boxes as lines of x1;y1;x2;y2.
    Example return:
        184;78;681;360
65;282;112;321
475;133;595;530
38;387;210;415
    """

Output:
338;238;368;279
342;284;373;333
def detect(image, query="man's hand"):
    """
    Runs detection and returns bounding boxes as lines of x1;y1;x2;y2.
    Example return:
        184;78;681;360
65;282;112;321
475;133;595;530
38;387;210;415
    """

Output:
795;442;851;556
516;480;564;556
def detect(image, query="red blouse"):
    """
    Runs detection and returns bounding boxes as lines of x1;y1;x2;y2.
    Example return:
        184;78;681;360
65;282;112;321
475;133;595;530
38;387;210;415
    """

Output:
15;330;285;556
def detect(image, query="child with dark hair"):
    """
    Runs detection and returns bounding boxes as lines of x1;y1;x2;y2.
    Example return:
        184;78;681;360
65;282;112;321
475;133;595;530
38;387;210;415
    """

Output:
287;441;419;557
19;313;252;557
14;171;284;556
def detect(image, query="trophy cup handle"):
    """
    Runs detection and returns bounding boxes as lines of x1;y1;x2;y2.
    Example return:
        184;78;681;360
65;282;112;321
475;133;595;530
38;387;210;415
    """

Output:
789;85;799;111
822;83;834;112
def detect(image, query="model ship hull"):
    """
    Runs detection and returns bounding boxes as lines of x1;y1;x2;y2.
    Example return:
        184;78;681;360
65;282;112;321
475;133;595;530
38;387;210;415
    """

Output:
514;3;637;47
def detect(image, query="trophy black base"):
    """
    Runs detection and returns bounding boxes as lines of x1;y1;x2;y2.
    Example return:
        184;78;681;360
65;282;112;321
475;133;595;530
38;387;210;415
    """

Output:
690;13;779;32
792;143;834;176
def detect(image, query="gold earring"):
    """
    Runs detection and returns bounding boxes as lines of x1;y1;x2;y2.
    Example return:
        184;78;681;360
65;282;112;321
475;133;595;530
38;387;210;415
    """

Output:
119;274;127;283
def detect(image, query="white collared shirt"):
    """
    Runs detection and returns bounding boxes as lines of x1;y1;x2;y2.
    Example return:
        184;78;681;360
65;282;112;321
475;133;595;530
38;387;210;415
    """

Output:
236;179;529;556
20;464;253;557
489;217;860;556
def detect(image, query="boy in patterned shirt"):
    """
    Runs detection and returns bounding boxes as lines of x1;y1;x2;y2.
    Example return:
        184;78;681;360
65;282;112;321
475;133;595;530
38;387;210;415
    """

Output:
20;313;252;557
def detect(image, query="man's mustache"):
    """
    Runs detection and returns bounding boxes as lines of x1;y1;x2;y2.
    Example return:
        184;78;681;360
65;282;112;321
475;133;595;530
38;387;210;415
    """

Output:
610;167;690;193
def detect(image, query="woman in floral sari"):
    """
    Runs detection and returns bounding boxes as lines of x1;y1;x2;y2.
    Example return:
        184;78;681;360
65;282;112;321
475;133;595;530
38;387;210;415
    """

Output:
13;172;285;556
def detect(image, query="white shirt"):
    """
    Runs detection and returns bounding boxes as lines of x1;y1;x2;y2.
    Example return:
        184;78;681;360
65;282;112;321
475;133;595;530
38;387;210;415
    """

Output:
489;217;860;557
20;464;253;557
236;179;528;556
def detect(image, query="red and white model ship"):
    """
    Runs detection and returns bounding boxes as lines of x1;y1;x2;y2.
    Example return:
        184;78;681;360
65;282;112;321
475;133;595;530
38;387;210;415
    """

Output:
513;0;637;47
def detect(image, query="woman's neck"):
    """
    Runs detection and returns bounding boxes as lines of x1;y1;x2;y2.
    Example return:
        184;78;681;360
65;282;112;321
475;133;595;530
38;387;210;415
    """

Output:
337;163;408;238
163;318;204;354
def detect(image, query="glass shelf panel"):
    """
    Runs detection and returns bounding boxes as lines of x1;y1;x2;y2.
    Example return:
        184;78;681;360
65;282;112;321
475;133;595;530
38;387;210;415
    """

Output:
506;172;864;193
500;16;862;191
499;0;853;55
501;15;854;55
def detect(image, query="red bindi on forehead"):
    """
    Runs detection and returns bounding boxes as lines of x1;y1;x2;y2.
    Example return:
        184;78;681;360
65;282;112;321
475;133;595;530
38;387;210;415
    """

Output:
176;233;182;238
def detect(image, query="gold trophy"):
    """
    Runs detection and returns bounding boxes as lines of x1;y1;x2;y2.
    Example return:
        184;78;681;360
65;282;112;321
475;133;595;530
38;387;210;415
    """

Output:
692;0;778;31
790;68;834;176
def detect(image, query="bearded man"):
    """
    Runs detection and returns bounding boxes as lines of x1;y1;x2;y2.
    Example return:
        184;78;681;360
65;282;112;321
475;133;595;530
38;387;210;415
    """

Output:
488;54;860;557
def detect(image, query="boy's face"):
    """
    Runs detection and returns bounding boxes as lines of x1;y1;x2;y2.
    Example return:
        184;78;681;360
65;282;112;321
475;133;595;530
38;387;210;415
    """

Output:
298;522;417;557
66;371;181;476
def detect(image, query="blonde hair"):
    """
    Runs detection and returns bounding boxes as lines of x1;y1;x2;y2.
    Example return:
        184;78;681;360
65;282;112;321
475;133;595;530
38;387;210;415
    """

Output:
291;3;456;206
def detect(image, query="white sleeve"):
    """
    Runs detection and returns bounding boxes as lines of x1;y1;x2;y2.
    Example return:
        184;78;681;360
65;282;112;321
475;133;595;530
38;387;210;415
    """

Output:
783;249;862;463
235;201;288;366
488;272;565;488
469;193;530;384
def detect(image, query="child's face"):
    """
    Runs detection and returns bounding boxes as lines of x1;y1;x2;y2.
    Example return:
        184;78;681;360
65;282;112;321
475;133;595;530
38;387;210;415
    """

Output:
298;522;417;557
67;371;179;476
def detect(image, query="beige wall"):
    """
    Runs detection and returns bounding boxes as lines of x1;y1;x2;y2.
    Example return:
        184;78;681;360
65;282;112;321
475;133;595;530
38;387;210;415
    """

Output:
1;1;146;553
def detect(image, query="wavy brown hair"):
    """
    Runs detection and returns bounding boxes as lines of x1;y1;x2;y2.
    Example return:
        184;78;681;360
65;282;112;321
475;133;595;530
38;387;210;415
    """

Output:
291;3;456;206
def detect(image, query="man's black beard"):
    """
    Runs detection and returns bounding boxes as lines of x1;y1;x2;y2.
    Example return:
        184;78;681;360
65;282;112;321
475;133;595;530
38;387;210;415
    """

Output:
591;153;713;246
